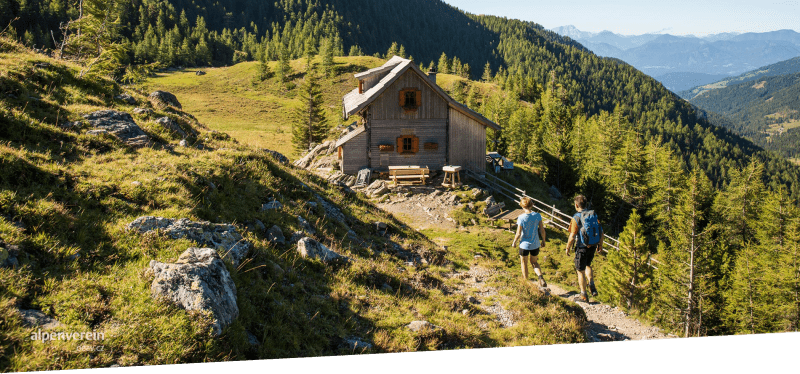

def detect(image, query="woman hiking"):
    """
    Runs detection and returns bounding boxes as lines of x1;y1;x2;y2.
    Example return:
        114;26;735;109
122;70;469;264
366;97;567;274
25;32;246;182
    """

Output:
511;197;548;287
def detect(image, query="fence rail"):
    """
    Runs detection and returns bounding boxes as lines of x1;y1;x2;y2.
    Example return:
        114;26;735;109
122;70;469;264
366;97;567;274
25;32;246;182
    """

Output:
464;168;658;269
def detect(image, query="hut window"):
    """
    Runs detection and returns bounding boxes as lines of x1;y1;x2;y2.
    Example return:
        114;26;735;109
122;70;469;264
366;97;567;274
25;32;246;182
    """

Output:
396;135;419;154
399;88;421;112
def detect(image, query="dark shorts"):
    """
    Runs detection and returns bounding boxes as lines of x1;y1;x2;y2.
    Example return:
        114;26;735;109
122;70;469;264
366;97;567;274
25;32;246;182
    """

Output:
519;247;540;257
574;246;596;271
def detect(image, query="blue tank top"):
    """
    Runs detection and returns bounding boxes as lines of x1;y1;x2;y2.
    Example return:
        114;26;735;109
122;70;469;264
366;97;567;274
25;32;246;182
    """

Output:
517;212;542;249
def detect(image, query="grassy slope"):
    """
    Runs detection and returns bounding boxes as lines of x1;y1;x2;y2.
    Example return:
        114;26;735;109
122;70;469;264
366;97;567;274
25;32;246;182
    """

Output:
138;56;383;156
0;40;587;371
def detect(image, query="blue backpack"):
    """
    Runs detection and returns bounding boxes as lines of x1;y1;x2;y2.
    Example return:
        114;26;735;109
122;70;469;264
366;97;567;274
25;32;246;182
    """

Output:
579;210;602;246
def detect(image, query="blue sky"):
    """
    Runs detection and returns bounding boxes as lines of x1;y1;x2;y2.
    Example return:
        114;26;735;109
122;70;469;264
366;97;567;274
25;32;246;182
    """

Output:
441;0;800;36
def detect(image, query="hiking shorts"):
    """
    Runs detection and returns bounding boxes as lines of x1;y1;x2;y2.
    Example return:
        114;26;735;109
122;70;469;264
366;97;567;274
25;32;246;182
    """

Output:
519;247;540;257
574;245;596;271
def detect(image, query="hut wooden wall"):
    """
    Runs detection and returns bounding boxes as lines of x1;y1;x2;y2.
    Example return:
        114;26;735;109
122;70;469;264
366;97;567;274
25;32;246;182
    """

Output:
341;132;368;174
369;70;448;120
448;108;486;172
370;119;447;170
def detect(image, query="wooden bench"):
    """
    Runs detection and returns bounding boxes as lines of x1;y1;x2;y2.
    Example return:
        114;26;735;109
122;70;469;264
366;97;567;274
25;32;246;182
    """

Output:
389;166;430;186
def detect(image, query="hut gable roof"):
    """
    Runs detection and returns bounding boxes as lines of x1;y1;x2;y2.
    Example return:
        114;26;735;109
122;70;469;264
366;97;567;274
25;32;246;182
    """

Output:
334;125;365;148
342;56;500;131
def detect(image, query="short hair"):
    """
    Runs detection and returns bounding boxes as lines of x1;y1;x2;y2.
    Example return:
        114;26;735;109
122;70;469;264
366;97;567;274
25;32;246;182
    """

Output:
574;195;588;209
520;197;533;210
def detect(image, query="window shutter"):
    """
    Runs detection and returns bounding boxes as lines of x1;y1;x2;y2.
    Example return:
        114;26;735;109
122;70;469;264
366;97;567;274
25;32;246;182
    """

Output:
411;136;419;153
398;91;405;107
415;89;421;108
396;136;403;154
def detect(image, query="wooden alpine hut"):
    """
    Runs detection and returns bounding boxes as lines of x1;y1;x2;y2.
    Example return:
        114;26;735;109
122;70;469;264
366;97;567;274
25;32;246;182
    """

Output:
336;56;500;175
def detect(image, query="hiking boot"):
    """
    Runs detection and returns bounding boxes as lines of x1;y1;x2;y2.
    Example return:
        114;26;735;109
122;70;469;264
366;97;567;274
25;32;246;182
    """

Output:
579;292;589;303
589;282;598;297
538;276;547;288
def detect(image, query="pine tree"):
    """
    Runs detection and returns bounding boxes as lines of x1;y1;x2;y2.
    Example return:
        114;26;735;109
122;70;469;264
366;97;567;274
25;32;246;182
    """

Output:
603;209;653;312
291;63;328;154
258;48;271;81
652;168;719;337
320;37;334;78
386;41;399;58
437;52;449;74
276;42;291;84
482;62;492;82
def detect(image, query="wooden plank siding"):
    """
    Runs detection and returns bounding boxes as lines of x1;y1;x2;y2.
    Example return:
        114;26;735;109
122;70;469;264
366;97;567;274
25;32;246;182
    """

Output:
341;131;369;174
369;119;447;170
369;70;448;120
362;75;382;92
448;108;486;172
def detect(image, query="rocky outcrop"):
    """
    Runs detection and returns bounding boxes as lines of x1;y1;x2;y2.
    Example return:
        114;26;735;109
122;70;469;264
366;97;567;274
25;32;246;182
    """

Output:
83;110;151;147
148;91;182;109
148;247;238;336
293;141;332;169
263;149;289;164
154;117;187;138
296;237;349;263
127;216;250;266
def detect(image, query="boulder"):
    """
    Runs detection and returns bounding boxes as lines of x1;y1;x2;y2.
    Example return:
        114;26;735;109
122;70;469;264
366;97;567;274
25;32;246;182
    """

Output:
115;94;136;105
296;237;349;263
127;216;251;266
148;90;182;109
148;247;238;336
17;309;62;329
83;110;151;148
195;70;207;76
292;141;330;169
155;117;187;138
267;225;285;246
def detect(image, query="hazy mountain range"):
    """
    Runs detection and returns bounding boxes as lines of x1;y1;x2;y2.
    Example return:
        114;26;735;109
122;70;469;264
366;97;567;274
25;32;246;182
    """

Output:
552;25;800;92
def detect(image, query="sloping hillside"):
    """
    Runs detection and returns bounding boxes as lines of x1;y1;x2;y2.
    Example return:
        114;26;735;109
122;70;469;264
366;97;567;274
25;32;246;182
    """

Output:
680;56;800;99
0;37;598;371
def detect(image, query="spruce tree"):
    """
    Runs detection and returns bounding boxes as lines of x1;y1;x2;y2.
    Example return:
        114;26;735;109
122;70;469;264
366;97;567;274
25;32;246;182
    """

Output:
482;62;492;82
652;169;718;337
291;63;328;154
320;38;334;78
437;52;449;74
276;42;291;84
603;209;653;312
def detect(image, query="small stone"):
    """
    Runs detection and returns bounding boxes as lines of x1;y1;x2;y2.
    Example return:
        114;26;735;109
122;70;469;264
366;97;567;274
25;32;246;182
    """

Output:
133;107;154;116
466;296;479;304
296;237;349;263
247;331;260;346
179;139;188;147
196;70;207;76
462;309;469;315
17;309;63;329
252;219;266;232
342;337;373;350
131;181;142;187
115;94;136;105
473;254;482;259
261;200;282;211
298;216;315;234
406;320;438;332
148;90;182;109
381;283;393;292
267;225;285;246
307;201;318;209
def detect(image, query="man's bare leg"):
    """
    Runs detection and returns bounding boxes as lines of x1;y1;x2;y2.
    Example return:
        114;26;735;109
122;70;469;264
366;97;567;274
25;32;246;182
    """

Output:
520;255;529;279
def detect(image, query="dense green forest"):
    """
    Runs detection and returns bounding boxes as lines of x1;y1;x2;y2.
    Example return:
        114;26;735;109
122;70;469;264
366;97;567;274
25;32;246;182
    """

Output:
680;56;800;100
687;72;800;159
5;0;800;338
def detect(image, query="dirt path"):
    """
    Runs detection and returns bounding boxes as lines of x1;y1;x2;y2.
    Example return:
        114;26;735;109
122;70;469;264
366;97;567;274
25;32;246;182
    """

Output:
543;282;675;342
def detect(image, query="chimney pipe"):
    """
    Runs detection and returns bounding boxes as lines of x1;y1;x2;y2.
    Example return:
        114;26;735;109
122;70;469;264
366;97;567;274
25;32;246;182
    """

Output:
427;67;437;85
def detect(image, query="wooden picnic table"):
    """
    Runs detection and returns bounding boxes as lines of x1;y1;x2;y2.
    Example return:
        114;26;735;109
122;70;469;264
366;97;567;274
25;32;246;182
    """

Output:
389;165;430;186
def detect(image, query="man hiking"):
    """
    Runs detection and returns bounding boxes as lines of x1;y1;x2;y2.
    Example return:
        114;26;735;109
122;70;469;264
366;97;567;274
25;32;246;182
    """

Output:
511;197;548;288
565;195;603;302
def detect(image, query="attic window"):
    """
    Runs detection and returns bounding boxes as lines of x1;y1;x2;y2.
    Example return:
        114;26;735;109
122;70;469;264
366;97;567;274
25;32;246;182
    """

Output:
399;88;421;112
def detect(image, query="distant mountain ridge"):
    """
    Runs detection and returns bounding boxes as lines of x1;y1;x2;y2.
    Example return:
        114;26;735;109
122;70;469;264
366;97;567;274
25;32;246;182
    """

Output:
679;56;800;99
552;25;800;92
